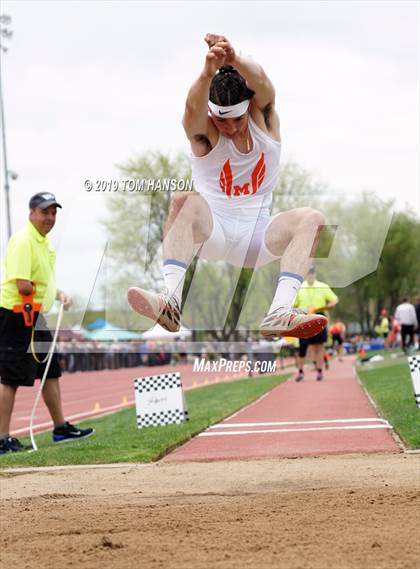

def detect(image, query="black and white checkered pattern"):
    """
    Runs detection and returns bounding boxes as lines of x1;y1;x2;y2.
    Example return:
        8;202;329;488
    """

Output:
134;372;181;394
136;408;189;428
134;372;189;428
408;356;420;408
408;356;420;373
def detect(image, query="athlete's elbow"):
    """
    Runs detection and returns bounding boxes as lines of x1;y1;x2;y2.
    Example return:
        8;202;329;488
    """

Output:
182;108;204;135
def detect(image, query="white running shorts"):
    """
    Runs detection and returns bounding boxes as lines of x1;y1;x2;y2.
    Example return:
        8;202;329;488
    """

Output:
197;199;281;269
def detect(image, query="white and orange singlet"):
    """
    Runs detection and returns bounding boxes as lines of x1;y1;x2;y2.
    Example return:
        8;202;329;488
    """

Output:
191;116;282;268
191;116;281;214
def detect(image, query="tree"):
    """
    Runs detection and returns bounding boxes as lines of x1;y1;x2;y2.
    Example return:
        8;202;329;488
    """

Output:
322;198;420;333
375;210;420;309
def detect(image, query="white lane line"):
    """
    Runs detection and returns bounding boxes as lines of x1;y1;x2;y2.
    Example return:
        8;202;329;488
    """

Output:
11;400;135;436
209;418;388;429
198;424;392;437
16;416;41;421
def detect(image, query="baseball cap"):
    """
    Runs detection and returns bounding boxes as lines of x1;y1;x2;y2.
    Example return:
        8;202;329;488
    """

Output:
29;192;62;210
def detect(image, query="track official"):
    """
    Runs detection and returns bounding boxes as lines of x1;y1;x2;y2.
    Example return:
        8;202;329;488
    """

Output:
294;268;338;382
0;192;94;455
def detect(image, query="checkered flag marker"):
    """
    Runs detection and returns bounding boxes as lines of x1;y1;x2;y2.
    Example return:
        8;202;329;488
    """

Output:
408;356;420;409
134;372;189;428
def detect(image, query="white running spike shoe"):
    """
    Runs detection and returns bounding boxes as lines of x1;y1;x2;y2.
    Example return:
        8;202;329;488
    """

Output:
260;306;327;339
127;287;181;333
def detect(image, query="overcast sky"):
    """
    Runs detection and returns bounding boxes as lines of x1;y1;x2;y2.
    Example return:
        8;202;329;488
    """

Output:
0;0;418;306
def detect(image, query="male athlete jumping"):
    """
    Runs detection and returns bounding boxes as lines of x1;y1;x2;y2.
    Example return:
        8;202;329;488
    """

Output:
128;33;327;339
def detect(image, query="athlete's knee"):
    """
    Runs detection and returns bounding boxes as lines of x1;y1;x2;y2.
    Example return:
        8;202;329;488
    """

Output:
167;193;197;225
171;193;212;224
169;192;190;215
299;207;326;229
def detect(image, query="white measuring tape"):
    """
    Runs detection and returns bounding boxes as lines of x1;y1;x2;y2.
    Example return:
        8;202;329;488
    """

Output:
29;303;64;451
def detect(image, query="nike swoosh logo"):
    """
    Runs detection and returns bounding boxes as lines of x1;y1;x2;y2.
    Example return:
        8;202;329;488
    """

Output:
219;110;230;115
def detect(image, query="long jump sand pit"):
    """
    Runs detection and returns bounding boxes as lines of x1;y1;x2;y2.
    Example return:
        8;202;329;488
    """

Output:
1;453;419;569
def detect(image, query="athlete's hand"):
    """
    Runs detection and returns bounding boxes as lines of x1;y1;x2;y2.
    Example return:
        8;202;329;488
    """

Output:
57;290;72;311
204;33;236;63
203;44;228;78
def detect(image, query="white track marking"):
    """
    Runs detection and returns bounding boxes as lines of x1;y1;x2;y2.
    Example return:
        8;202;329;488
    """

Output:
11;400;135;436
198;424;392;437
209;418;388;429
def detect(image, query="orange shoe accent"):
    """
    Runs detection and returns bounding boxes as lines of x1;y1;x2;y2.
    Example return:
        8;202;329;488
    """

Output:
281;316;327;340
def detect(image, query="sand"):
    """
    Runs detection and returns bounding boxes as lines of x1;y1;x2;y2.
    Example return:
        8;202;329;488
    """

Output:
1;453;419;569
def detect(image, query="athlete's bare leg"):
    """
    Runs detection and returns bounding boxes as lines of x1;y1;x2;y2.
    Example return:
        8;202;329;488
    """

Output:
298;346;324;371
127;193;213;331
163;193;213;264
42;378;66;426
296;343;324;381
264;207;326;275
0;384;17;438
311;344;325;379
260;207;328;339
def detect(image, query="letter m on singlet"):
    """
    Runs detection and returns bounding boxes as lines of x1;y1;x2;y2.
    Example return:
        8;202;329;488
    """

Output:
233;183;250;196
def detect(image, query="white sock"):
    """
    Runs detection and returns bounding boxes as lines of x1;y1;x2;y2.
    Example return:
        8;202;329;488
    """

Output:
163;259;187;306
268;271;303;312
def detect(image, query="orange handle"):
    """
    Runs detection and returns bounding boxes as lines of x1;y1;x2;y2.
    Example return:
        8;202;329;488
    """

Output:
13;284;42;327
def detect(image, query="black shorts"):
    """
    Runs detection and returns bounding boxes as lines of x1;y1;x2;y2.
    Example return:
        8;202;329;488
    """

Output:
332;333;343;345
299;327;328;358
0;308;62;387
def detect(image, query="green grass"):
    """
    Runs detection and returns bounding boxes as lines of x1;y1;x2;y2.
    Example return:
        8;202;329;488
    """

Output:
356;347;402;360
357;359;420;449
0;374;288;470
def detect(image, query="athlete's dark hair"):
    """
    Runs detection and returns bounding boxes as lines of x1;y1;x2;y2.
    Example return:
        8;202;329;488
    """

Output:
209;64;255;106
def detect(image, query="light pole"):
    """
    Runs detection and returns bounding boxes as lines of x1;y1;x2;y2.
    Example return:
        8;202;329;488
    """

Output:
0;14;13;239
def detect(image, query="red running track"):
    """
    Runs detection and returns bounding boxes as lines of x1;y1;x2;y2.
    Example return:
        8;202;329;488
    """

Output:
10;362;264;436
164;357;399;462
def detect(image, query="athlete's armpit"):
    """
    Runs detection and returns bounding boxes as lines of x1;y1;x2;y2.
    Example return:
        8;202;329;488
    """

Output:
251;101;281;142
189;133;213;157
193;134;212;150
263;102;274;129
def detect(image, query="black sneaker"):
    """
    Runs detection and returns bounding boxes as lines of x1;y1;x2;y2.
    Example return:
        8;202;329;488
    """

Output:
53;422;95;444
0;436;32;455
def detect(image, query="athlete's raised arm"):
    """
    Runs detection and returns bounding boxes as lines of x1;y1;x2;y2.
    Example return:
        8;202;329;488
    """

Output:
182;42;226;155
204;33;280;139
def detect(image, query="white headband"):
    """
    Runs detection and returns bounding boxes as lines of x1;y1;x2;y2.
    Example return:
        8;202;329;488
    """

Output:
208;99;250;119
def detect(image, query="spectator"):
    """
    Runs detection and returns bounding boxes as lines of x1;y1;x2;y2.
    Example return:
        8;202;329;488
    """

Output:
294;267;338;382
329;320;346;361
415;296;420;350
394;297;418;352
374;309;391;349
